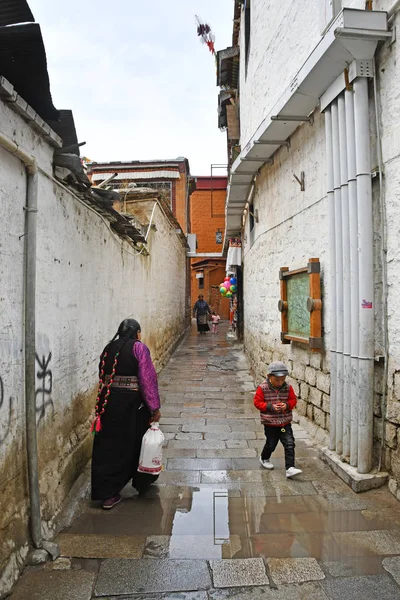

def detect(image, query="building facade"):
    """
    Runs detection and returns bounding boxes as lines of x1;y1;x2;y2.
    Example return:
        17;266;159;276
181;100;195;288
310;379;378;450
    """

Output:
219;0;400;493
189;176;230;319
88;158;193;234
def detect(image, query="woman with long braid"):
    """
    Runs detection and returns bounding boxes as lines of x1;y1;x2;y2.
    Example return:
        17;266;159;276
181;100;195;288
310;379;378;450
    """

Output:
91;319;161;509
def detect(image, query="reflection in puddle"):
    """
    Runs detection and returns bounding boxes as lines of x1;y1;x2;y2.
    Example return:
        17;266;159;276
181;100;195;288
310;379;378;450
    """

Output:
169;488;230;557
69;483;400;565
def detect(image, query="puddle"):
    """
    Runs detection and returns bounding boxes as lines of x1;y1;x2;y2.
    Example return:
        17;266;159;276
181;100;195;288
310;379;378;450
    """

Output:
66;484;397;562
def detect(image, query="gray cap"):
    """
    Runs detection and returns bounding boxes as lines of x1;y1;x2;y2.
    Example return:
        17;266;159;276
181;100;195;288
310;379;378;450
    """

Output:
267;361;289;376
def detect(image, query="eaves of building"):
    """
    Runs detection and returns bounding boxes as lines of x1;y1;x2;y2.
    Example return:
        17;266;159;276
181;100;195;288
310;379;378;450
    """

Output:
225;8;391;240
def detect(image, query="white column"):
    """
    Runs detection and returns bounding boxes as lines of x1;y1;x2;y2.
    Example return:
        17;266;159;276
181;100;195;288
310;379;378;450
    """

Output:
338;94;351;460
345;88;360;468
325;107;337;451
354;77;374;474
331;100;344;456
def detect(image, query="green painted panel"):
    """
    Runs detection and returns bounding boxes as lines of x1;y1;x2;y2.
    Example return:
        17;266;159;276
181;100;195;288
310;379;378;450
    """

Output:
287;272;310;339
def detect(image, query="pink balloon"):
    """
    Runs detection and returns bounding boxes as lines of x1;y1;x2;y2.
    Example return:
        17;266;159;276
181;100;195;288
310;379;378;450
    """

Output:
223;281;231;289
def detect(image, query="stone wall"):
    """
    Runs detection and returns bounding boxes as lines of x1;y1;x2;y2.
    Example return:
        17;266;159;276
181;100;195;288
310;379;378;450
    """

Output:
0;97;188;595
238;0;400;495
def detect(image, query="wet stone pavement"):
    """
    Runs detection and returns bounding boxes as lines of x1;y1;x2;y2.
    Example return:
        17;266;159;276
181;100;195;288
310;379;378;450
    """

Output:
10;323;400;599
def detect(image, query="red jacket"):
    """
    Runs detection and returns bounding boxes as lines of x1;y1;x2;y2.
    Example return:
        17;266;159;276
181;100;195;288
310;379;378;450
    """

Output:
254;385;297;421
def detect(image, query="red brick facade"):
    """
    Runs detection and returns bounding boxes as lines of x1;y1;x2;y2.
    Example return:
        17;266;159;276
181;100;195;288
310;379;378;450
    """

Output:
190;177;229;319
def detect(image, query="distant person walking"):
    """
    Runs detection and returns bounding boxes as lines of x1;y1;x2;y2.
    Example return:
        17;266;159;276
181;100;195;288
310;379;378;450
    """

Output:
211;311;221;334
193;294;211;335
91;319;161;509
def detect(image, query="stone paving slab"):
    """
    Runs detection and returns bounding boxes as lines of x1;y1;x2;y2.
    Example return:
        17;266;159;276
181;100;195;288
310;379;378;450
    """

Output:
382;556;400;584
323;556;386;577
210;558;269;588
10;570;95;600
97;591;208;600
164;448;196;458
94;559;211;596
320;574;400;599
208;583;329;600
200;470;274;484
267;557;325;584
143;535;242;560
226;480;318;497
204;432;258;440
157;471;201;484
167;440;226;450
332;530;400;555
196;449;256;459
57;533;145;559
182;424;232;433
166;459;234;471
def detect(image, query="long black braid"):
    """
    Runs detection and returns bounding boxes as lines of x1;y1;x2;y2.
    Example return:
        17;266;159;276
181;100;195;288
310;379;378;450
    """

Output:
91;319;141;434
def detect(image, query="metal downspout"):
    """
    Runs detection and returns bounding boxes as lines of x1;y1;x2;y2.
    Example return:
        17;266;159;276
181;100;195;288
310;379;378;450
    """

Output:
338;94;351;460
345;88;360;468
332;101;344;456
354;77;374;474
24;168;42;548
0;132;42;547
325;108;337;451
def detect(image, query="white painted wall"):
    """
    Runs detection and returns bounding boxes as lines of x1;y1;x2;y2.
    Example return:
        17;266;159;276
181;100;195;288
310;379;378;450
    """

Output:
237;0;400;482
0;98;188;594
239;0;386;149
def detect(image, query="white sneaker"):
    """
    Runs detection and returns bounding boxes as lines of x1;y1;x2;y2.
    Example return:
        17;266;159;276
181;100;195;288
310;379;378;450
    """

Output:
260;456;274;470
286;467;302;478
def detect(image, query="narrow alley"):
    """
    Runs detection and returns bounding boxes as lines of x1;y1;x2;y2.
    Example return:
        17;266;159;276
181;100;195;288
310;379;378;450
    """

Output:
10;324;400;599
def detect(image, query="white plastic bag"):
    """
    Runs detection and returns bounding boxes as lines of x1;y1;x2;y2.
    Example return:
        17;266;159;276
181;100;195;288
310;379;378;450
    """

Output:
137;422;164;475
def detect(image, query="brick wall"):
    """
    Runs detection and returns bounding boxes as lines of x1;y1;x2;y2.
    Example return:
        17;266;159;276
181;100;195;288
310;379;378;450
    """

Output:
175;173;188;234
190;188;226;253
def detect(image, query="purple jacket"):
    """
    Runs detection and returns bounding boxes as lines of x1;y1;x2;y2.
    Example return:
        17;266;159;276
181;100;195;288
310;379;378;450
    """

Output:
132;341;161;412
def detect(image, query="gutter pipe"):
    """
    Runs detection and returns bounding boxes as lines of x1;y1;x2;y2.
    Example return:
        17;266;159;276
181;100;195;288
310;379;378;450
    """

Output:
354;77;374;474
338;94;352;460
332;101;344;456
0;133;42;548
325;108;337;452
388;0;400;22
345;88;360;468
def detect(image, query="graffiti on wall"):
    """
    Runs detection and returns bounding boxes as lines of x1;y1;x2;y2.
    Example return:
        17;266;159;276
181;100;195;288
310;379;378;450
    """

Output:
35;352;54;424
0;376;13;444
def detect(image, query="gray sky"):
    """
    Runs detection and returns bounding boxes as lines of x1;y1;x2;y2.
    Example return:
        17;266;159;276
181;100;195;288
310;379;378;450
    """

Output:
29;0;233;175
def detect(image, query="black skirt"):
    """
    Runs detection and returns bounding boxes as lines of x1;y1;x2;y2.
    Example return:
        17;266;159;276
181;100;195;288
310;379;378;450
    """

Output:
197;314;210;332
91;390;158;501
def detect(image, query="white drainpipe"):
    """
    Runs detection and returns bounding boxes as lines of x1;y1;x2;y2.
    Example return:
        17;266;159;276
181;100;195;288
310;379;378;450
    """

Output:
345;88;360;468
338;94;351;460
354;77;374;474
331;100;344;456
0;132;42;548
325;107;337;452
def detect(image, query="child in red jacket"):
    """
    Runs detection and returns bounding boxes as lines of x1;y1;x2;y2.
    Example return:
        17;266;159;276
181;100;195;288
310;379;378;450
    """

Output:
254;361;302;479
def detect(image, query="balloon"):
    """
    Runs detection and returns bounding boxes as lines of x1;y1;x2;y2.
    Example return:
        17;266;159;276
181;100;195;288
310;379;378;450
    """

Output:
224;277;230;282
220;287;227;295
226;291;233;298
224;281;231;289
230;285;237;293
230;277;237;285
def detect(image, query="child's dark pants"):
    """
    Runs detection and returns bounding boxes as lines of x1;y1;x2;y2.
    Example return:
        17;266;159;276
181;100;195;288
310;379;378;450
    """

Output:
261;424;295;469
